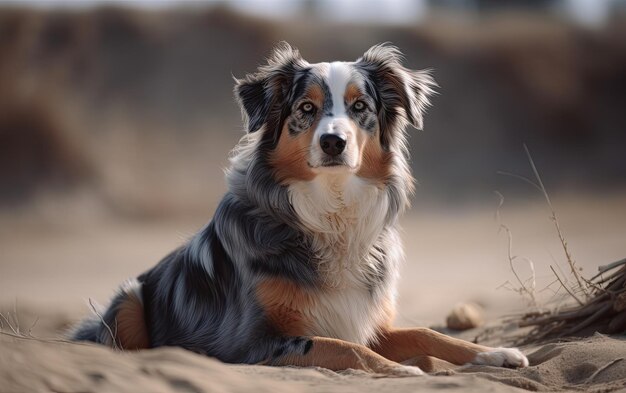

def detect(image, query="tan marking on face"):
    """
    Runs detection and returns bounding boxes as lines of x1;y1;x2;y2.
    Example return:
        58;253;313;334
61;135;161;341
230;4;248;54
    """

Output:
270;122;316;184
342;83;392;184
307;84;325;103
355;127;392;186
269;85;326;184
345;83;362;103
116;293;150;350
256;277;314;336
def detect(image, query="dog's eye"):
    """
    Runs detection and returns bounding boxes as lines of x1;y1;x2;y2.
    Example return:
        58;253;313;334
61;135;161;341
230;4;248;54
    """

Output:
353;101;366;111
300;103;315;113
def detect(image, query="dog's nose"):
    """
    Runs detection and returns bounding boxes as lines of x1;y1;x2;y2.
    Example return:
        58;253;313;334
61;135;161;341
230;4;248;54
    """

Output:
320;134;346;157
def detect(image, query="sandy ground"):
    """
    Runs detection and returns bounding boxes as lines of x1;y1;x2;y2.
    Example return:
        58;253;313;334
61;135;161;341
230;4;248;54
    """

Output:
1;332;626;393
1;192;626;392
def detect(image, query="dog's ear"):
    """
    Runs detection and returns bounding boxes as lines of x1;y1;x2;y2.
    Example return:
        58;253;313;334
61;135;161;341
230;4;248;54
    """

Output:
356;43;435;146
234;42;304;134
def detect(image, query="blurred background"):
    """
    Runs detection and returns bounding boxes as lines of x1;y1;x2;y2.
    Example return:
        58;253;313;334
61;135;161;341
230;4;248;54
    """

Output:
1;0;625;333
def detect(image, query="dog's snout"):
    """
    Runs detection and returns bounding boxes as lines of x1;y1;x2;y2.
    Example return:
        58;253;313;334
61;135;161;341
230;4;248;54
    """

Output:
320;134;346;157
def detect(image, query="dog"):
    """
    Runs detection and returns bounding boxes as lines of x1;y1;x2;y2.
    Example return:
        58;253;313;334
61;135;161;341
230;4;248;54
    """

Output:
71;43;528;375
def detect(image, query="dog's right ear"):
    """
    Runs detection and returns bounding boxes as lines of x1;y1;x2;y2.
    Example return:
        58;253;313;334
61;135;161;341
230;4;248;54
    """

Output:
356;44;436;149
234;42;304;134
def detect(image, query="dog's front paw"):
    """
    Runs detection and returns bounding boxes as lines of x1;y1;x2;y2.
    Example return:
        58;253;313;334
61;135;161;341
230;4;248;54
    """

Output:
471;347;529;368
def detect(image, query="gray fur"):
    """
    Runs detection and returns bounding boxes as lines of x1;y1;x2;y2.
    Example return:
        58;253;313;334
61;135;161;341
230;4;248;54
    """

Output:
71;42;434;365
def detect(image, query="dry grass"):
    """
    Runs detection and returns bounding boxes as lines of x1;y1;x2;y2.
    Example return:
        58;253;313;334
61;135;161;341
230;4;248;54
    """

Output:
0;302;95;348
497;145;626;344
495;190;538;308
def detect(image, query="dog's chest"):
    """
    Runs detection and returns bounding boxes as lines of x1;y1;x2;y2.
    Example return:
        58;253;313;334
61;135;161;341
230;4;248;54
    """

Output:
285;177;394;344
307;282;390;345
257;274;392;346
303;228;392;345
289;177;390;285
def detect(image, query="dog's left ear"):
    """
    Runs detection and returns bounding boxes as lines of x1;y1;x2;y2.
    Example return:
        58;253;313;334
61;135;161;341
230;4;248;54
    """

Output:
234;42;305;134
356;44;436;145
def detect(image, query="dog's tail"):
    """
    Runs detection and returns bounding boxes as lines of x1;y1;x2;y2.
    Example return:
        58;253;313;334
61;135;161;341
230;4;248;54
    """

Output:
69;278;150;350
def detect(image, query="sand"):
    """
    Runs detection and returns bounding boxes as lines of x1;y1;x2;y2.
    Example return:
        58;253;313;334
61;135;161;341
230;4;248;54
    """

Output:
2;194;626;392
2;327;626;392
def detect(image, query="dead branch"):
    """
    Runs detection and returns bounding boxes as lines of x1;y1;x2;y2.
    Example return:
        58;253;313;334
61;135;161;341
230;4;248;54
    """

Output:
549;265;584;306
514;264;626;344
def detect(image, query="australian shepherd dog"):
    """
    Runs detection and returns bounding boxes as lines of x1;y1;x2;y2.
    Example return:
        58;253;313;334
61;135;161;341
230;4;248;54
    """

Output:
72;43;528;375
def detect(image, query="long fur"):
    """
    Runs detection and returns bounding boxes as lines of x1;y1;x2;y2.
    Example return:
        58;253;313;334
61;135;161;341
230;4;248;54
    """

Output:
70;43;527;373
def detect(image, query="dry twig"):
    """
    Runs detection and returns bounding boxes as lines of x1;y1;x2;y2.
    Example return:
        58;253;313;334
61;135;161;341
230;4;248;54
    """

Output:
585;358;624;383
499;145;625;343
522;144;588;298
515;263;626;344
89;298;119;350
495;191;538;307
549;266;584;306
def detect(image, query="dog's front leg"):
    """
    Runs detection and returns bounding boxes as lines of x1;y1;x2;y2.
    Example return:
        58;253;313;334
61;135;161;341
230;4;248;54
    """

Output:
262;336;424;376
370;328;528;368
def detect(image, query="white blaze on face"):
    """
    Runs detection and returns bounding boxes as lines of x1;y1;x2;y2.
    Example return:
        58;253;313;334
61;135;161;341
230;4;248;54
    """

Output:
327;61;352;118
312;61;359;170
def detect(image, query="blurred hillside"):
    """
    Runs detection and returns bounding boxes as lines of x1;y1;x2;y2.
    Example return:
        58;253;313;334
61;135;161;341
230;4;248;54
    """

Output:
1;5;625;218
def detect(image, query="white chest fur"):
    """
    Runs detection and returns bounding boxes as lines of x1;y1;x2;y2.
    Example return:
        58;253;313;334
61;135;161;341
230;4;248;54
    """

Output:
288;175;400;345
308;285;390;345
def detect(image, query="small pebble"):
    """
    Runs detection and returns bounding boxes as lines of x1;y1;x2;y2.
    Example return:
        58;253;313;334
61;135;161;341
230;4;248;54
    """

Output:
446;302;484;330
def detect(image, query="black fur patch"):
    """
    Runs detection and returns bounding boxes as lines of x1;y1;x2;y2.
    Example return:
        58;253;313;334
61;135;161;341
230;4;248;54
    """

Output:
303;339;313;355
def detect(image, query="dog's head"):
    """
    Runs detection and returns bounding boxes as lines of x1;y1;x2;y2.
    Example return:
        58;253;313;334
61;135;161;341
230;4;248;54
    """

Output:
234;42;435;186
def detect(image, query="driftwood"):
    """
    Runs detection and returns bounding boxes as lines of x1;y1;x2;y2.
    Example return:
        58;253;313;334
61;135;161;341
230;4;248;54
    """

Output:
515;259;626;345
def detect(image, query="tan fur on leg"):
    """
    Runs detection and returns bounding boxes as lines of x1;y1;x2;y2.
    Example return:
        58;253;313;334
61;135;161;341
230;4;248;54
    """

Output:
371;328;491;365
272;337;423;376
371;328;528;368
401;355;456;373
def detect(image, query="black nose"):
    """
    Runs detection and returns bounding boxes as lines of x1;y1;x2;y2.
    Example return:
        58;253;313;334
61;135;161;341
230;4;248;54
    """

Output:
320;134;346;157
